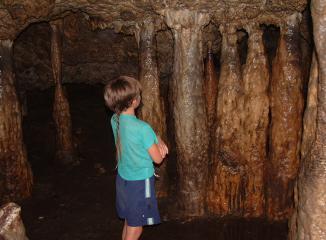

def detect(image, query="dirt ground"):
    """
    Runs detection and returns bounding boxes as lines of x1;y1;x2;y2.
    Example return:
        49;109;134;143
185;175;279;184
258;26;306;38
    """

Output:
20;84;288;240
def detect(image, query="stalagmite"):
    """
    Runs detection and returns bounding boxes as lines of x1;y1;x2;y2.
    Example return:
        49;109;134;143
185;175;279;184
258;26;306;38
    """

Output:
164;9;209;217
50;20;75;165
134;17;168;198
268;13;303;220
0;203;28;240
204;43;218;142
241;24;269;217
294;0;326;238
207;25;245;216
0;40;32;202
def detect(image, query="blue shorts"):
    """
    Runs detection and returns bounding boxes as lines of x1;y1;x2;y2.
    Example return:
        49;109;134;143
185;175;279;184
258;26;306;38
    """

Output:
116;174;161;227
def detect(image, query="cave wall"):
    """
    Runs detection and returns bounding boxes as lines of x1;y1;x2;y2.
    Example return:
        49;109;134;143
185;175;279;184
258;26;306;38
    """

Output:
13;13;221;94
3;1;322;229
13;13;139;90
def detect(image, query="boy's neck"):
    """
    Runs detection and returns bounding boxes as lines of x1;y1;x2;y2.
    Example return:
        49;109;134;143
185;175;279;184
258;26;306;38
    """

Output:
121;107;135;116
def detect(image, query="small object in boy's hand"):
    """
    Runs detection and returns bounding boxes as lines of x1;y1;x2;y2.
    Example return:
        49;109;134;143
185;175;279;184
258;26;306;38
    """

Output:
154;167;160;178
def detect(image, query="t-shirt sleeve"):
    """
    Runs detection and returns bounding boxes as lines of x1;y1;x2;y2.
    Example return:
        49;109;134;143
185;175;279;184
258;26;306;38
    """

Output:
111;114;117;142
142;124;158;150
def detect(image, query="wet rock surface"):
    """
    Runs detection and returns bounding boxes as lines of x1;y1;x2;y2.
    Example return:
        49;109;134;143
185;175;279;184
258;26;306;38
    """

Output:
267;13;303;220
0;1;307;40
164;9;210;217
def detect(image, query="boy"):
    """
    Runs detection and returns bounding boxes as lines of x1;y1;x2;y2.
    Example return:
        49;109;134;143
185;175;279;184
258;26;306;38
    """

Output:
104;76;168;240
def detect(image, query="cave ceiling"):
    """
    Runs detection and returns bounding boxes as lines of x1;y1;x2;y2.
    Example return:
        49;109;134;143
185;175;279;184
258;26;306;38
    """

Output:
0;0;307;39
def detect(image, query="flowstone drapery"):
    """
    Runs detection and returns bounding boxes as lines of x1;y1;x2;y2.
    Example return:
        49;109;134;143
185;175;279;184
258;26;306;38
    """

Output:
268;13;303;220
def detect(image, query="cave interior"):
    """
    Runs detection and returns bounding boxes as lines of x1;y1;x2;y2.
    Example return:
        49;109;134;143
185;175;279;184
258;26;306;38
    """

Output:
0;0;325;239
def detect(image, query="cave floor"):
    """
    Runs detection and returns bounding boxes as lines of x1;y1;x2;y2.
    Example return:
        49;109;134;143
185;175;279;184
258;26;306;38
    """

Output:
20;84;288;240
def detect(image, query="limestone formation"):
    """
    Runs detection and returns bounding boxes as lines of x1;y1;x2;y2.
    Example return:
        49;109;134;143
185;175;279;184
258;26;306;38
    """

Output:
0;40;32;203
241;24;269;217
0;203;28;240
50;20;75;165
294;0;326;238
164;9;210;217
204;44;218;143
0;1;307;41
135;17;168;198
207;25;244;216
268;13;303;220
4;4;326;238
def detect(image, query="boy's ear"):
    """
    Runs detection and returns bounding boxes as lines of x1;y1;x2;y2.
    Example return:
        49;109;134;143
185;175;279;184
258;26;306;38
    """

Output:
131;98;138;106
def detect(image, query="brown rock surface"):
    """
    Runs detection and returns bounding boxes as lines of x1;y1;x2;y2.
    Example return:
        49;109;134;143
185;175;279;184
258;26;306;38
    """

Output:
13;13;139;91
267;13;303;220
0;1;307;41
135;17;168;198
204;45;218;142
2;0;321;227
241;24;269;217
0;40;32;203
50;20;75;165
164;9;209;218
293;0;326;238
207;25;245;216
0;202;28;240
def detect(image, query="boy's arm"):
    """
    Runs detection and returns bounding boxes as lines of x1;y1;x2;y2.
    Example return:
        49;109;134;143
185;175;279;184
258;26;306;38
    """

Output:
148;144;164;164
142;124;168;164
148;137;168;164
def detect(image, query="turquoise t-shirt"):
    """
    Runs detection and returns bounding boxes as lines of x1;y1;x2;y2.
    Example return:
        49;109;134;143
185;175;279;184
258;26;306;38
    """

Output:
111;113;158;180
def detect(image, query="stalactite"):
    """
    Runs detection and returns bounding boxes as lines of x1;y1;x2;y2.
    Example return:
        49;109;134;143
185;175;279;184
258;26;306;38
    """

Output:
241;24;269;217
268;13;303;220
204;43;218;143
294;0;326;238
163;9;209;217
206;25;245;216
134;17;168;198
50;20;75;165
0;40;32;202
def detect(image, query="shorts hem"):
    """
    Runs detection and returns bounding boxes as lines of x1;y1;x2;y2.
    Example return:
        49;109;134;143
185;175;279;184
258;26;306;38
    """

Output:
127;220;161;227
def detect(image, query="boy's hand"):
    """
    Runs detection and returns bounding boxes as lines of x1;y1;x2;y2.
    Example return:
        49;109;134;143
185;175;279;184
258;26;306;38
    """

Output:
157;136;168;159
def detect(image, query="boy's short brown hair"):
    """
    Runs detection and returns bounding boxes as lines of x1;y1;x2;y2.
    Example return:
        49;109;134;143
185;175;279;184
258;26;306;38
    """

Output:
104;76;142;113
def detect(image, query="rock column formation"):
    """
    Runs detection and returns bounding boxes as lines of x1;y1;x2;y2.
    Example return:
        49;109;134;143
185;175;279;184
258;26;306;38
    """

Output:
294;0;326;238
0;40;32;202
50;20;75;165
268;13;303;220
241;24;269;217
204;44;218;144
207;25;244;216
164;10;209;217
135;17;168;198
